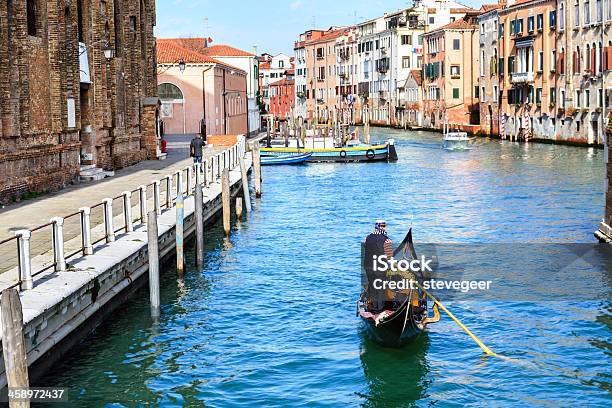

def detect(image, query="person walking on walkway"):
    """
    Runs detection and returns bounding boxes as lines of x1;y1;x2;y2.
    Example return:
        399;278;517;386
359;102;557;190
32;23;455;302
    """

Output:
190;134;205;164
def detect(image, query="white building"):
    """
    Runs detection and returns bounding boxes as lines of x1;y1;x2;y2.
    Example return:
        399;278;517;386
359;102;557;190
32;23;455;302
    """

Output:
203;44;262;136
259;53;294;112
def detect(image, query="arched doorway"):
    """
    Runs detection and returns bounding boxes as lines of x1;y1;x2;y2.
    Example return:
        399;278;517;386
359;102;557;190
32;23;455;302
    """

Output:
157;82;185;134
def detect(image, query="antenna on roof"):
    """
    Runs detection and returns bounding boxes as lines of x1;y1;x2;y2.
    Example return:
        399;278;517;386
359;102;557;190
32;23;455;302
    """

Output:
203;17;209;47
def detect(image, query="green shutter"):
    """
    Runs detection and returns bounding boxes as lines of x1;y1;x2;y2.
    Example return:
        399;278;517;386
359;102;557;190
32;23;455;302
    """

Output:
453;88;459;99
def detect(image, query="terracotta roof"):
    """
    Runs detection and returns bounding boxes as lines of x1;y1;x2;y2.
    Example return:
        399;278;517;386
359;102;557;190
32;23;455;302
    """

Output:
157;39;246;73
163;38;255;57
157;40;220;64
270;78;295;87
259;61;271;69
410;69;422;86
480;4;501;11
304;28;347;45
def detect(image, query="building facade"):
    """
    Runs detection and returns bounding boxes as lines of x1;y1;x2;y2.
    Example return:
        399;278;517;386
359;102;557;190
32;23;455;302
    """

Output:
554;0;611;144
0;0;158;202
294;30;325;122
402;69;424;126
305;28;346;122
269;78;295;120
157;40;248;136
422;12;481;131
166;39;261;136
258;53;293;112
478;6;501;136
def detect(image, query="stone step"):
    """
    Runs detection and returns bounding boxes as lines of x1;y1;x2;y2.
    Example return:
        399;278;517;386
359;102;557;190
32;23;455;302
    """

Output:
79;166;106;182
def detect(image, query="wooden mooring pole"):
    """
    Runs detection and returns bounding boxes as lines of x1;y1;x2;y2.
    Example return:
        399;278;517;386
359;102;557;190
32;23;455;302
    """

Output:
253;144;262;198
195;184;204;268
222;169;231;236
176;195;184;275
239;156;252;213
1;288;30;408
236;197;243;219
147;210;160;317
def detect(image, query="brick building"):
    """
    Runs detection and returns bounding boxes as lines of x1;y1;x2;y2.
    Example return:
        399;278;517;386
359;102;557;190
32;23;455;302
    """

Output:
0;0;158;203
478;5;502;136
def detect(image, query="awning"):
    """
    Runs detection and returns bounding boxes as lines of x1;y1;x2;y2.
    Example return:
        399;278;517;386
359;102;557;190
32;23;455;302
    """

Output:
515;37;534;48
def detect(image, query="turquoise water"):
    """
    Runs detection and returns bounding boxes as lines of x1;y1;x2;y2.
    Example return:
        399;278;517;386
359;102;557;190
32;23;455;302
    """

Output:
38;130;611;406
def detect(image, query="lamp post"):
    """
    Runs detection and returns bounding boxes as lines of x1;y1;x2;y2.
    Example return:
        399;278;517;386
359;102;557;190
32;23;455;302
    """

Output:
103;42;115;60
178;59;186;74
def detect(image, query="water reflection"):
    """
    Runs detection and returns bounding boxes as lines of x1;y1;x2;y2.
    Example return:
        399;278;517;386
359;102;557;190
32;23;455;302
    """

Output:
358;331;430;407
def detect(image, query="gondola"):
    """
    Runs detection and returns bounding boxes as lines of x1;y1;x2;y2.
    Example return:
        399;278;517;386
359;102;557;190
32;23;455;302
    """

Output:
357;229;439;347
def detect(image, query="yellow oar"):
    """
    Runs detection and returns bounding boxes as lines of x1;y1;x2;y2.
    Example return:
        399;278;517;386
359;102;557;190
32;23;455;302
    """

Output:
414;281;500;358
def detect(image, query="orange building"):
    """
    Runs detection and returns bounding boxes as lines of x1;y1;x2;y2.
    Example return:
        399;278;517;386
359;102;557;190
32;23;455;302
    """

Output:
422;12;481;131
269;78;295;120
304;28;347;122
498;0;557;140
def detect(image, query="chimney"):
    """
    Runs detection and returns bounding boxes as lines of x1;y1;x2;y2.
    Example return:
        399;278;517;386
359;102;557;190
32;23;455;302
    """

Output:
252;45;258;55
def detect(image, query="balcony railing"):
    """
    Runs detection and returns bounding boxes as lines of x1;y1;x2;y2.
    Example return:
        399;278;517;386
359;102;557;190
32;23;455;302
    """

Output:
511;72;534;83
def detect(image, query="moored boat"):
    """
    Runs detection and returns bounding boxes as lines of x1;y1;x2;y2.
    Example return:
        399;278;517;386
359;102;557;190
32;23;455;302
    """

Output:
443;131;470;150
260;152;312;165
261;139;397;163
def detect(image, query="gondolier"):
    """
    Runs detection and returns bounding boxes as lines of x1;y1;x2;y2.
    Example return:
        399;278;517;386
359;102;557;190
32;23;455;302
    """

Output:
362;220;394;312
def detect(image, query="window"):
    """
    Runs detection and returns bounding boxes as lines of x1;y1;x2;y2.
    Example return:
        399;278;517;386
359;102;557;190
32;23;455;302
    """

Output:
538;51;544;71
416;56;422;68
576;90;581;107
481;23;485;35
27;0;38;36
508;56;515;73
402;57;411;68
493;85;498;101
528;16;535;32
499;57;505;75
450;65;460;77
453;88;460;99
279;60;284;68
552;49;557;72
536;88;542;103
418;35;423;45
575;2;581;27
585;90;590;106
560;3;565;29
599;89;603;107
475;86;480;98
516;19;524;34
158;83;184;100
510;20;516;34
401;35;412;45
480;50;485;76
549;10;557;27
584;1;590;24
550;87;556;103
429;16;435;24
499;23;504;38
453;39;460;50
481;87;486;102
537;14;543;30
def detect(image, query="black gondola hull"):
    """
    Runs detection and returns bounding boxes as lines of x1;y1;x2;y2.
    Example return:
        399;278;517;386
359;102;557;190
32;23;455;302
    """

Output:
358;298;424;348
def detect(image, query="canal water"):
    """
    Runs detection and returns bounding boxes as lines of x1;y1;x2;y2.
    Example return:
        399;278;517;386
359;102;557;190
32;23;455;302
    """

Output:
38;129;611;406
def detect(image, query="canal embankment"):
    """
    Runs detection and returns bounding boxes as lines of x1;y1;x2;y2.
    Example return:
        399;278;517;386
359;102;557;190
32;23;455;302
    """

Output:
0;136;254;388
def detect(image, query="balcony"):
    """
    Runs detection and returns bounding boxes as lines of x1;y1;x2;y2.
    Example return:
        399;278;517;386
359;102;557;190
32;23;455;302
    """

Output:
511;72;534;83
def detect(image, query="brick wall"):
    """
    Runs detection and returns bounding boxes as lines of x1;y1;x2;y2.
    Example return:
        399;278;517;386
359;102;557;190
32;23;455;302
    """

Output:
0;0;158;204
207;135;241;147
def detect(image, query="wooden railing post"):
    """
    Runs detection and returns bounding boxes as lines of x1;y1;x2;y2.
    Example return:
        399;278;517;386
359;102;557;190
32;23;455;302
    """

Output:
122;191;134;232
80;207;93;255
165;175;173;208
51;217;66;272
153;180;161;215
175;171;183;197
186;166;192;195
176;195;185;276
103;198;115;242
139;185;148;224
14;230;32;291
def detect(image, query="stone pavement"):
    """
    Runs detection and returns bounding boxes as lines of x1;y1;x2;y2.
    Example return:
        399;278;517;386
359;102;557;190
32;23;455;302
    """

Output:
0;134;223;283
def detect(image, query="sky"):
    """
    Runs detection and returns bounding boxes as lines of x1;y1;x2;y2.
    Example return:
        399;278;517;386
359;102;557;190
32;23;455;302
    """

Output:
155;0;487;55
